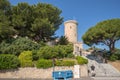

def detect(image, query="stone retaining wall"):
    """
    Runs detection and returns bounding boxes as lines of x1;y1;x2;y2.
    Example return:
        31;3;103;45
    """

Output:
0;66;74;79
0;65;88;79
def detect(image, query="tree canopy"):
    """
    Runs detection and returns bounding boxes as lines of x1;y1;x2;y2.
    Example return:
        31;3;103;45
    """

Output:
0;0;15;42
82;18;120;53
0;0;63;42
57;36;69;45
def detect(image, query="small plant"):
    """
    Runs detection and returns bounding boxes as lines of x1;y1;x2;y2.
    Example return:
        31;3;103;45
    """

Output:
76;56;88;65
36;59;52;69
19;51;33;67
0;54;20;70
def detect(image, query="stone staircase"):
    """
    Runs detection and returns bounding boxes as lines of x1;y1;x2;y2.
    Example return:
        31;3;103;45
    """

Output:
86;55;120;77
100;63;120;77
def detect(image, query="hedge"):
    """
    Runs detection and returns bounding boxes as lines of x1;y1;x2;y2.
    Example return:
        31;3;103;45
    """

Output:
76;56;88;65
36;59;52;69
0;54;20;69
56;60;75;66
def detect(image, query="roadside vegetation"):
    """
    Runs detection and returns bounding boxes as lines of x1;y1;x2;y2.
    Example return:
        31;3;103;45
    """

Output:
0;0;120;70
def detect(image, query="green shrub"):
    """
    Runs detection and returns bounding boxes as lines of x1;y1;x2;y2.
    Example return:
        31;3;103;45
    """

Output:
56;60;75;66
56;44;74;58
117;54;120;60
19;51;33;67
36;59;52;69
76;56;88;65
67;53;75;58
110;54;119;61
37;44;74;59
0;54;20;70
37;46;58;59
32;50;39;61
0;41;10;54
0;37;40;56
114;49;120;60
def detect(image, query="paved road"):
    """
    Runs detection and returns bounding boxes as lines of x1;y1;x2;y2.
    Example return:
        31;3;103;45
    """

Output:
93;77;120;80
0;77;120;80
0;78;93;80
0;78;51;80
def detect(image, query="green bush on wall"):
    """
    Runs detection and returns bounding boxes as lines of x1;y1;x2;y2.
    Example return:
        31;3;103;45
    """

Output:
56;60;75;66
0;54;20;70
36;59;52;69
76;56;88;65
19;51;33;67
37;44;74;59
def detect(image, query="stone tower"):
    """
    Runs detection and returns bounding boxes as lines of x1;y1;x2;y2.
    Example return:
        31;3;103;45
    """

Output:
64;20;78;43
64;20;83;56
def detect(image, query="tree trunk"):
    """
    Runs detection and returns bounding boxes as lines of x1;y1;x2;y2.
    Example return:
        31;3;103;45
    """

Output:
109;42;115;54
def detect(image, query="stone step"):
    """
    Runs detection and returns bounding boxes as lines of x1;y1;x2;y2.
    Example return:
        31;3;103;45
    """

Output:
93;77;120;80
86;55;120;77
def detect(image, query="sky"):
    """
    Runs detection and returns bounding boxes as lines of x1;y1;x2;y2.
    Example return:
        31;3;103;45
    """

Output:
9;0;120;49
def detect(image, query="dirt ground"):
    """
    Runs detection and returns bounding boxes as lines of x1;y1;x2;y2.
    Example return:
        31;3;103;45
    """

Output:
108;60;120;72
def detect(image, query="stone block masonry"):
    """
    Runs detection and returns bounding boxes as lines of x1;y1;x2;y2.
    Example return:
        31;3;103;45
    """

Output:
0;66;74;79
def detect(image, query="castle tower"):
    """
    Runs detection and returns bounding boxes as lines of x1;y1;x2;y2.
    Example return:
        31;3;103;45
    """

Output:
64;20;83;56
64;20;78;43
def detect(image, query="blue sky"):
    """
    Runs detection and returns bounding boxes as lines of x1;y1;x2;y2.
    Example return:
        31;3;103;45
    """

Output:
9;0;120;49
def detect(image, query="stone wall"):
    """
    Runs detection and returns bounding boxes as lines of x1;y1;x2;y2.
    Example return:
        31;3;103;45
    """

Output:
0;65;88;79
0;66;74;79
80;64;88;77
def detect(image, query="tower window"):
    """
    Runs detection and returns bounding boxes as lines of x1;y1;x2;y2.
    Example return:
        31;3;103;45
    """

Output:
70;26;72;29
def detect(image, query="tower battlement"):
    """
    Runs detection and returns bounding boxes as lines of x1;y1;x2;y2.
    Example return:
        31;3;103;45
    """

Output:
64;20;78;25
